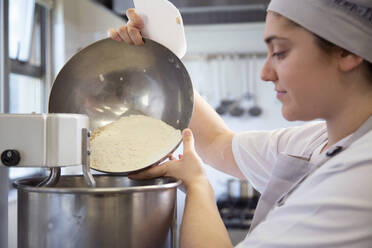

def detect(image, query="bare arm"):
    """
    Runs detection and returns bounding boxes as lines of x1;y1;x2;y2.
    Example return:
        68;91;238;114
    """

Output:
130;130;234;248
180;179;233;248
190;91;244;178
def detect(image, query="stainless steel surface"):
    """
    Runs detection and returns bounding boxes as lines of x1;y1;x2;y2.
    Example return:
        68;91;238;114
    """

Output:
49;38;194;173
0;167;8;248
0;0;9;114
107;0;269;24
82;128;96;187
109;0;269;11
171;201;178;248
40;3;53;113
36;168;61;187
15;175;181;248
49;38;193;131
172;0;268;8
239;180;249;198
0;1;9;247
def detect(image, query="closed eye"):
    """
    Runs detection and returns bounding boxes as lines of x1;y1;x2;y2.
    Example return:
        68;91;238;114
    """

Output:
272;51;287;60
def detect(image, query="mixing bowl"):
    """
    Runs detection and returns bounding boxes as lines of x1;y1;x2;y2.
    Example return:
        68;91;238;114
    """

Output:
48;38;194;173
15;175;181;248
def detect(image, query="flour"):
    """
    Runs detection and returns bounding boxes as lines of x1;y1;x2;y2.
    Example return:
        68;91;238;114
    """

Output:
90;115;181;173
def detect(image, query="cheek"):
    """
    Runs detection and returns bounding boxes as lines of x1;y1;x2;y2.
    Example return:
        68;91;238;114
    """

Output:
277;51;330;96
277;59;333;120
281;74;336;121
278;52;312;79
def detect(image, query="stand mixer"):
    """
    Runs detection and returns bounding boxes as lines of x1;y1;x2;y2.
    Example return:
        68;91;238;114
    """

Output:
0;22;192;248
0;114;184;248
0;1;193;246
0;113;96;187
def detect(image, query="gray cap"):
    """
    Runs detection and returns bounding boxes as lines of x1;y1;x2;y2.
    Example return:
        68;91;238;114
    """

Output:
268;0;372;63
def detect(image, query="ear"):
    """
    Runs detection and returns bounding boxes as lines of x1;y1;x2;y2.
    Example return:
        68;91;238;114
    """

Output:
339;51;364;72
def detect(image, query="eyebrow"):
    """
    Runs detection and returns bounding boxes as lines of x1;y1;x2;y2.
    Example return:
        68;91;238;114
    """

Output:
264;36;289;44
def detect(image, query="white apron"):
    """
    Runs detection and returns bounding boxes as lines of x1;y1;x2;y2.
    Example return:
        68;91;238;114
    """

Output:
248;115;372;232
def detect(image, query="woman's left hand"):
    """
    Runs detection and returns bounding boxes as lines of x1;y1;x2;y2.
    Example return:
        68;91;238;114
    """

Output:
129;129;208;189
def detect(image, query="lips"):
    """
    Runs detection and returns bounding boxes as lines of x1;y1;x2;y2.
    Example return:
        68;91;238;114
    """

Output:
275;89;287;99
275;88;287;93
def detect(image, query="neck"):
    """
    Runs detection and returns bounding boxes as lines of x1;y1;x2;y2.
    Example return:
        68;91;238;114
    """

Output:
324;94;372;149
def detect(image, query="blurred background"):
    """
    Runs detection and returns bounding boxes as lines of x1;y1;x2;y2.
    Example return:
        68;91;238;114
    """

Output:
0;0;304;246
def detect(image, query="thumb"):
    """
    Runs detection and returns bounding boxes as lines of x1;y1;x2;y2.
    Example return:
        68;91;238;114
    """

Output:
182;129;195;154
126;8;145;29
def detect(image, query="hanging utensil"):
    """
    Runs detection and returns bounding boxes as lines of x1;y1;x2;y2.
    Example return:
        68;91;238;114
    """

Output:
248;55;263;117
229;55;245;117
216;55;233;115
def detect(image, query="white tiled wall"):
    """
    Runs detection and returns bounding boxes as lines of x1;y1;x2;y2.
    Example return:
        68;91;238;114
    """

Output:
53;0;124;76
8;195;16;248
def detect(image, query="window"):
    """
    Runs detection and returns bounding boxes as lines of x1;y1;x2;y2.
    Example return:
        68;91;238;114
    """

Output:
9;0;35;62
9;0;46;114
7;0;52;179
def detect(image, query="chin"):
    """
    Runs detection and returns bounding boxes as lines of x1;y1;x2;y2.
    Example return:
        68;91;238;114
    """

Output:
282;113;298;121
281;107;315;122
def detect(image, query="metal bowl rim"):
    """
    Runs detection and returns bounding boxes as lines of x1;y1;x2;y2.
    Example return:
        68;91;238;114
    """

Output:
13;175;182;194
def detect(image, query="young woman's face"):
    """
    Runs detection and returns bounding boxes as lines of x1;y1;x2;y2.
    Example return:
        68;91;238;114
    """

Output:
262;12;342;121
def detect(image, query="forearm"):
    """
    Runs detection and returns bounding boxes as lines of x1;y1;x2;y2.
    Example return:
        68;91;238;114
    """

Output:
190;91;243;178
180;179;233;248
190;91;232;151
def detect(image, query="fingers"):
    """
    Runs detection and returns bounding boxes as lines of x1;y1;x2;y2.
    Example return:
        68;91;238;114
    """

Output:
182;129;195;154
117;25;133;44
108;8;144;45
129;163;167;180
116;23;144;45
127;25;144;45
125;9;144;45
126;9;145;29
108;28;123;42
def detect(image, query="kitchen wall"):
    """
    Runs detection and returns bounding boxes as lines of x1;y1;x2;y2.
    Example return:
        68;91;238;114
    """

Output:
53;0;124;75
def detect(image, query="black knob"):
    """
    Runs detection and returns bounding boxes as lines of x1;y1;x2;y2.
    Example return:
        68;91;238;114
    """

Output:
1;150;21;166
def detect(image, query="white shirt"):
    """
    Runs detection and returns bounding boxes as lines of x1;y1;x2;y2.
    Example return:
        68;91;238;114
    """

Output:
232;121;372;248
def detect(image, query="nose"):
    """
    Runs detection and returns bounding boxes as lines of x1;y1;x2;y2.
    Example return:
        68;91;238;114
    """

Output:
260;57;278;82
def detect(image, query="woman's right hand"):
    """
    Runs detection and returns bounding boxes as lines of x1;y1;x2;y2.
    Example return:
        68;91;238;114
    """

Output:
108;9;145;46
129;129;209;190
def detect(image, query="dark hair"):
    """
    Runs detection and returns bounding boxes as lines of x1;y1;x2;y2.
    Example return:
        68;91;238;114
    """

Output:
313;35;372;83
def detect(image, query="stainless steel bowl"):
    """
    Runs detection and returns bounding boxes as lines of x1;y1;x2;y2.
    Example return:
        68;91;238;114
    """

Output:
14;175;181;248
49;38;194;173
